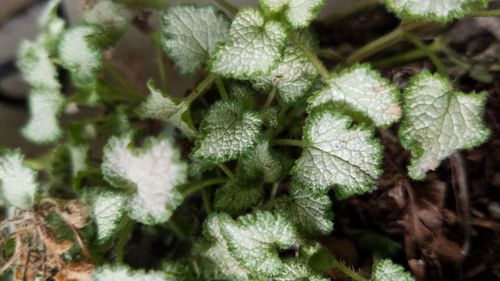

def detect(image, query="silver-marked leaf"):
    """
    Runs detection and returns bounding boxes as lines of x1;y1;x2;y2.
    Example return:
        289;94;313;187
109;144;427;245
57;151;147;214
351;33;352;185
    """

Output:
253;31;319;104
162;4;230;75
398;71;490;180
241;140;289;183
210;8;287;79
68;143;89;177
193;100;263;164
309;64;401;127
214;180;263;214
276;181;333;235
92;191;127;241
58;25;103;86
138;81;196;138
22;89;65;144
94;266;166;281
293;109;383;199
37;0;65;52
371;259;415;281
383;0;490;22
0;150;38;209
17;40;60;90
274;258;329;281
83;0;132;32
220;211;297;276
260;0;324;28
102;134;187;224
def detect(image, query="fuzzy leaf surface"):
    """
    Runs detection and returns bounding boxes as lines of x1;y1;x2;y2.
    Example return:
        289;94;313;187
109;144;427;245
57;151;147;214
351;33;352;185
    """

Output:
193;100;262;164
92;192;127;241
398;71;490;180
83;0;131;32
94;266;167;281
274;258;329;281
210;8;287;79
17;40;60;90
383;0;490;22
309;64;401;127
101;134;187;224
260;0;324;28
162;4;230;75
276;182;333;235
0;151;38;209
214;180;263;214
253;32;319;104
371;259;415;281
241;140;288;183
293;110;382;199
138;81;195;138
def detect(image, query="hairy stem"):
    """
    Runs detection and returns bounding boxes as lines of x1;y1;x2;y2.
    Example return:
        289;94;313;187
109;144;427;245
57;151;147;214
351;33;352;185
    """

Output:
264;87;277;108
116;218;133;263
184;73;216;104
271;138;305;148
202;187;213;213
291;33;330;81
214;0;238;14
218;164;236;180
156;43;169;95
372;39;443;66
332;260;369;281
215;77;229;100
181;177;227;197
404;32;447;76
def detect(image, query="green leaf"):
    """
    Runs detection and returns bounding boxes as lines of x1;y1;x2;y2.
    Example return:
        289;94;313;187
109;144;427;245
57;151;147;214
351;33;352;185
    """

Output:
92;191;127;241
220;211;297;276
260;0;324;28
309;64;401;127
293;109;383;199
161;4;230;75
276;181;333;235
94;265;167;281
58;25;103;86
0;150;38;209
371;259;415;281
214;180;263;214
22;89;65;144
17;40;60;90
210;8;288;79
241;140;289;183
398;71;490;180
382;0;490;22
253;31;319;104
274;258;329;281
101;134;187;224
138;81;196;138
193;100;263;164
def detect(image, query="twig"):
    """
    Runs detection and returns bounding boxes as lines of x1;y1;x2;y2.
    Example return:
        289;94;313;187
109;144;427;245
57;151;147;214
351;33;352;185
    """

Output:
450;152;471;261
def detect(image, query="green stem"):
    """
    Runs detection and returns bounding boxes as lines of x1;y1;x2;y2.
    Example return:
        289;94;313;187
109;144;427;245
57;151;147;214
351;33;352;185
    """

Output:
202;187;213;213
404;32;447;76
218;164;236;180
264;87;277;108
180;177;227;197
372;39;442;66
291;33;330;81
324;0;378;25
213;0;238;14
156;43;169;95
116;218;133;263
184;73;216;104
166;219;188;240
271;138;305;148
469;9;500;17
270;183;279;200
332;260;369;281
344;20;436;66
215;78;229;100
103;61;144;101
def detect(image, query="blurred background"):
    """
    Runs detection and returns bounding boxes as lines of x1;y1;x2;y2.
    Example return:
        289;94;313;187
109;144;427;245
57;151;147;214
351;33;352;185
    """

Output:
0;0;358;155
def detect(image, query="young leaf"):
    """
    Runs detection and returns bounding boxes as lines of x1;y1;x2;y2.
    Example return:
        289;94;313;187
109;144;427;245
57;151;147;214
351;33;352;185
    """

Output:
138;81;196;138
193;100;263;164
276;181;333;235
274;258;329;281
220;211;297;276
309;64;401;127
92;192;127;241
83;0;132;32
241;140;289;183
382;0;490;22
293;109;383;199
58;25;103;86
210;8;287;79
68;143;89;177
101;134;187;224
260;0;324;28
202;214;253;280
17;40;60;90
37;0;65;52
22;89;65;144
0;150;38;209
214;180;263;214
94;266;167;281
161;4;230;75
398;71;490;180
253;31;319;104
371;259;415;281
